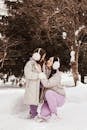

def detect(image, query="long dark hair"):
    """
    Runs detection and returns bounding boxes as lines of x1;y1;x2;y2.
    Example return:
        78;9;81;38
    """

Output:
49;56;60;78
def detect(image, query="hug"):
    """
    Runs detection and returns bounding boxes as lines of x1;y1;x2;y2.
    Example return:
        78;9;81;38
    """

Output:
24;48;65;122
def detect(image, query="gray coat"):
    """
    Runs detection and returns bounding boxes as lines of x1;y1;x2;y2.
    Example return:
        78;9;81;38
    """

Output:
41;70;65;96
24;59;40;105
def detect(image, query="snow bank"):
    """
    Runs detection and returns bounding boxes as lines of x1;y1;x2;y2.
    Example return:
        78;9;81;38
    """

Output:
0;88;26;114
0;84;87;130
61;72;75;87
0;84;87;114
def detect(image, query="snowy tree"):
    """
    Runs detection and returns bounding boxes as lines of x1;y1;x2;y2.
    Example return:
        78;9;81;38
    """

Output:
0;0;87;82
32;0;87;85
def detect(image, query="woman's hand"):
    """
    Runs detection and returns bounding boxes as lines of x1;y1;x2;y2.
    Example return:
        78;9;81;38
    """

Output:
39;72;47;79
35;64;42;73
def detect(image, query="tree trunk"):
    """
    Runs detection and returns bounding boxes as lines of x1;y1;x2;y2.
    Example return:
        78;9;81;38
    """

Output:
71;62;79;86
71;45;80;86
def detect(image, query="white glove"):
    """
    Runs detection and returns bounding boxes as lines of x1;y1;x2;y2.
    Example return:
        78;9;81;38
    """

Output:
39;72;46;79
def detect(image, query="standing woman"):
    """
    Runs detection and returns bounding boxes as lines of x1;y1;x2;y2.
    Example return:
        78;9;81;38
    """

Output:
24;48;46;119
39;56;66;121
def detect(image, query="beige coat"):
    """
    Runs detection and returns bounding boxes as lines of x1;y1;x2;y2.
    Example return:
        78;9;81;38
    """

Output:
41;70;65;96
24;59;40;105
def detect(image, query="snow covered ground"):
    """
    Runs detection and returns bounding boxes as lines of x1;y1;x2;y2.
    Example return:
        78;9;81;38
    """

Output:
0;82;87;130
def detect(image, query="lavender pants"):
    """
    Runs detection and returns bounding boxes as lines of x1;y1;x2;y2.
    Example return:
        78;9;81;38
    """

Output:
40;90;65;118
29;83;43;118
30;105;38;118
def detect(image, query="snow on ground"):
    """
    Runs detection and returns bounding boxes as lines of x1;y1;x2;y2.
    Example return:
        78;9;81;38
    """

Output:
0;72;87;130
0;82;87;130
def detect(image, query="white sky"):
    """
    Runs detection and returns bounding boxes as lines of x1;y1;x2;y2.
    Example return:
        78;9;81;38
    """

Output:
0;0;23;16
0;0;8;16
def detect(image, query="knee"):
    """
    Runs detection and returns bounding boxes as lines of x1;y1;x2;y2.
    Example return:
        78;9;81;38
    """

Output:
45;90;53;100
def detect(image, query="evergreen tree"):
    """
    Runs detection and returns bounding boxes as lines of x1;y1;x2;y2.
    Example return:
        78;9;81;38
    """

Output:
0;0;87;82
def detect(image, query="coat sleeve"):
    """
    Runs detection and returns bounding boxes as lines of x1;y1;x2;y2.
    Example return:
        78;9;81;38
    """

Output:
24;61;39;80
41;73;62;88
41;76;57;88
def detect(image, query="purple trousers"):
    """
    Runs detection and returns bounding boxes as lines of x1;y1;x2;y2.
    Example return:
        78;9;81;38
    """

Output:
29;83;43;118
40;90;65;118
30;105;38;118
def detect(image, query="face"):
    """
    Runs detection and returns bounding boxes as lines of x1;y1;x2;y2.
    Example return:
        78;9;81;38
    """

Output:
47;57;54;68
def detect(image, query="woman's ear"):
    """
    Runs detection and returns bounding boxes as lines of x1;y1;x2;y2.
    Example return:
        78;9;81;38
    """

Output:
32;52;41;61
52;60;60;70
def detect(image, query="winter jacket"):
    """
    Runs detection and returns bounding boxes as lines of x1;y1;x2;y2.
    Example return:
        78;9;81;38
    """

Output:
41;70;65;96
24;59;40;105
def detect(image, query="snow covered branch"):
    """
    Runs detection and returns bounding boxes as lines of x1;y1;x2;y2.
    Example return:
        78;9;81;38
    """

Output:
75;25;85;37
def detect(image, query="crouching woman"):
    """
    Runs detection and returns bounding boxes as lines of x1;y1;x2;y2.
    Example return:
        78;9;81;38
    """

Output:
39;56;66;121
